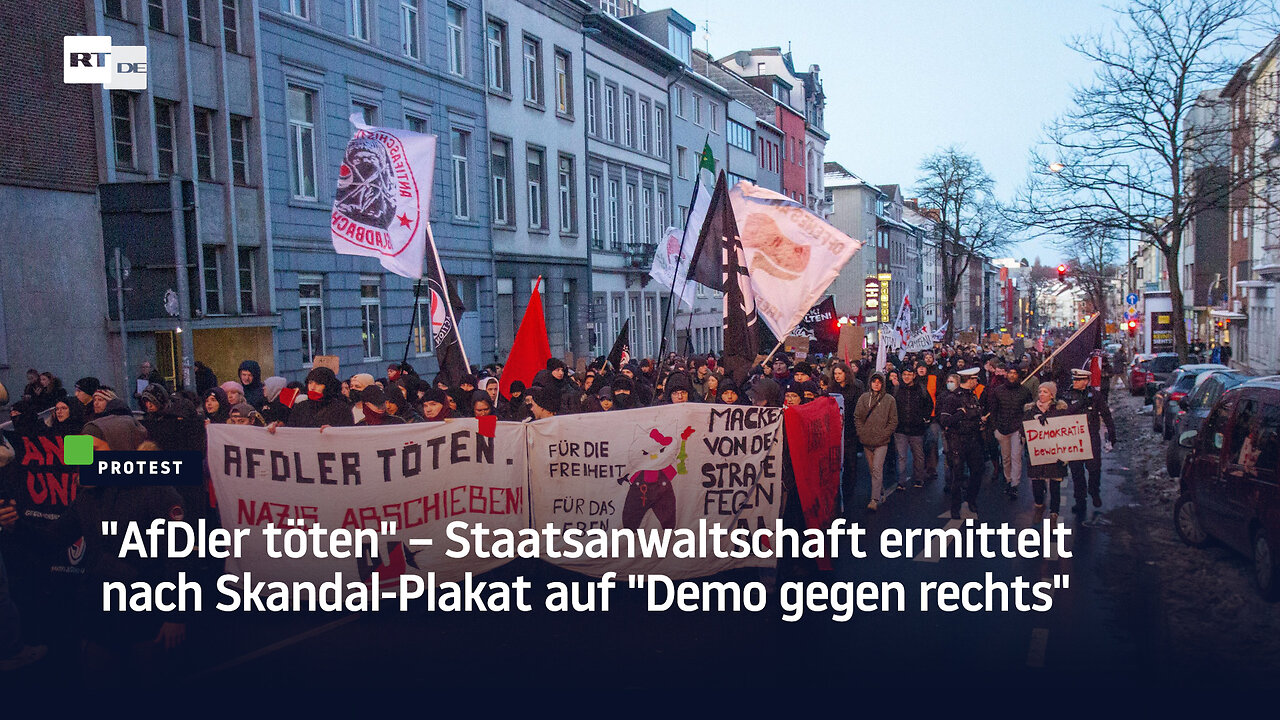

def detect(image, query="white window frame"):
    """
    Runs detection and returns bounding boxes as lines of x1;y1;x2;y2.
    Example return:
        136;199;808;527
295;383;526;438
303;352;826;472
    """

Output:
111;90;136;171
447;4;466;77
490;137;511;226
188;0;204;41
237;246;256;313
558;155;575;234
622;92;634;146
155;99;175;176
350;0;370;42
194;107;215;181
527;145;545;230
360;276;383;361
655;105;666;158
554;50;571;115
676;145;688;179
222;0;240;53
589;175;601;246
401;0;420;59
586;76;597;135
625;184;636;244
692;92;702;126
451;128;471;219
229;115;249;184
608;179;619;250
522;35;541;105
412;293;433;356
148;0;166;31
299;275;325;366
657;190;667;229
287;84;318;200
638;98;650;153
640;186;652;246
283;0;308;20
486;19;507;92
603;85;615;141
203;245;222;314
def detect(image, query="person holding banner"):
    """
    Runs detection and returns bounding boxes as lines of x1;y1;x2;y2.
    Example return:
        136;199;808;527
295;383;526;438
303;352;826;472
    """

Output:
1061;367;1118;514
1022;382;1069;522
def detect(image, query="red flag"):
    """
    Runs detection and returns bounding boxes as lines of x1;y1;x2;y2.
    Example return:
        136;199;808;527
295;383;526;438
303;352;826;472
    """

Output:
499;277;551;400
785;397;843;571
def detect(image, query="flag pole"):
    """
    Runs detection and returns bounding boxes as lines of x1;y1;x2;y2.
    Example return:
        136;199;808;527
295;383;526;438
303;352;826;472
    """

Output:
660;178;701;360
426;224;470;371
401;276;425;366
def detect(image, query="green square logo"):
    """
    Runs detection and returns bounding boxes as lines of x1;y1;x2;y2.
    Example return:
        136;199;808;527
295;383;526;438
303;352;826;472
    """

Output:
64;435;94;465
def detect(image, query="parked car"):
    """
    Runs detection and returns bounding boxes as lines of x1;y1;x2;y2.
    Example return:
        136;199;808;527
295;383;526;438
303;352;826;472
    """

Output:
1167;369;1252;476
1173;378;1280;599
1152;363;1229;437
1142;353;1182;404
1128;354;1156;395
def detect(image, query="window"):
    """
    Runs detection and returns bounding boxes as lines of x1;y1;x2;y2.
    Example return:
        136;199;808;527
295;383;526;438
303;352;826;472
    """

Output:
237;247;255;313
188;0;204;41
111;91;135;170
710;104;721;133
288;85;316;199
229;115;249;184
589;175;601;248
155;100;175;176
348;0;369;41
554;50;571;115
105;0;125;19
202;246;222;314
299;277;325;364
283;0;308;20
360;278;382;360
638;99;650;153
692;92;702;126
657;190;667;229
222;0;239;53
451;128;470;219
447;4;465;77
486;20;507;92
625;184;636;243
411;293;432;355
728;119;752;151
558;155;575;234
608;179;619;249
526;146;545;230
640;187;652;246
147;0;166;29
352;100;377;125
655;106;666;158
622;93;634;146
405;114;428;134
668;23;691;64
673;86;684;118
490;138;512;226
603;85;615;141
586;77;597;134
401;0;420;58
676;146;688;179
194;108;215;181
522;36;541;105
773;80;788;102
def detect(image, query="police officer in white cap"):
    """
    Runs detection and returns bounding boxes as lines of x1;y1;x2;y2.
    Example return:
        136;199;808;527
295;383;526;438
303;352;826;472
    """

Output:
937;367;986;519
1060;367;1118;514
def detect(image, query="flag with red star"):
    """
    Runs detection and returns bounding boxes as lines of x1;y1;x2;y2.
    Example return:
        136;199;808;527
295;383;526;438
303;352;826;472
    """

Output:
330;113;437;279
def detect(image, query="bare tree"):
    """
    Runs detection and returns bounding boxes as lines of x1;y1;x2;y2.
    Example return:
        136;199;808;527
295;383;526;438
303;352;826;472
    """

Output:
1015;0;1276;360
914;146;1013;343
1058;227;1122;330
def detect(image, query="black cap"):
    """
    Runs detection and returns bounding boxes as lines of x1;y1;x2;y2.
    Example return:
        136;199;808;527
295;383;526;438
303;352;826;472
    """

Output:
75;376;101;395
360;385;386;405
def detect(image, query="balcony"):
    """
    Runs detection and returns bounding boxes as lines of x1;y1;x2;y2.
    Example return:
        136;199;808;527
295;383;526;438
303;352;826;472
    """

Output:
624;242;657;270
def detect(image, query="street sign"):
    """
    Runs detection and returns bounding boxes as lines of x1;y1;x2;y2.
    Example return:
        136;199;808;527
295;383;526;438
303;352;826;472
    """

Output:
1126;292;1139;305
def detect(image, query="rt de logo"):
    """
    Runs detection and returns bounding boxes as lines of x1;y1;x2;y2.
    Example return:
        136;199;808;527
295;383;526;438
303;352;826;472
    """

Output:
64;36;147;89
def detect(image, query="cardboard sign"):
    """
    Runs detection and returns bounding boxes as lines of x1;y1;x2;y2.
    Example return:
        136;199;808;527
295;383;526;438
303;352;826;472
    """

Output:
784;335;811;355
956;332;977;346
1023;413;1094;466
312;355;340;376
1001;333;1013;346
837;325;864;361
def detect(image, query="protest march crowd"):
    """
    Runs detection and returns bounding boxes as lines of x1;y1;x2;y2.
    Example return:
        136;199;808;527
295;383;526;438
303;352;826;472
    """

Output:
0;329;1121;678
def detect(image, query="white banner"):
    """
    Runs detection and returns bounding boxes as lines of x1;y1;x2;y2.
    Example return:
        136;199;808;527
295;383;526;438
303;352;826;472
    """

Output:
649;226;697;310
207;421;528;585
729;182;862;339
525;404;785;579
1023;413;1095;466
330;115;437;279
904;330;935;353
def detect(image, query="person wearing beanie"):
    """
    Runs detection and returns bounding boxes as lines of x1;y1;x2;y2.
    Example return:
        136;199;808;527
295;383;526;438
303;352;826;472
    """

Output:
664;372;693;404
749;377;782;408
422;388;452;422
281;367;353;429
139;383;169;420
238;360;265;406
530;385;559;419
792;362;814;384
383;383;421;423
716;377;742;405
356;385;404;426
220;380;245;406
499;380;528;421
349;373;376;393
73;376;100;416
202;387;231;424
596;385;615;412
83;410;148;452
92;387;119;417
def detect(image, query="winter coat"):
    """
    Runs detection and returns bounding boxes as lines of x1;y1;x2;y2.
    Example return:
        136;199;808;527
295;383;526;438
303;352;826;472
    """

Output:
239;360;266;407
894;381;934;436
1023;400;1069;479
985;380;1033;435
854;384;898;448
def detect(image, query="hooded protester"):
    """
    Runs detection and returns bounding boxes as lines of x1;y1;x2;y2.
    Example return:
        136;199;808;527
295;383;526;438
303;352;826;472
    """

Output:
8;401;45;438
83;407;148;452
529;386;560;419
139;383;169;421
664;372;694;404
238;360;265;407
471;391;495;418
421;388;452;422
202;387;231;424
717;377;745;405
610;376;637;410
594;386;615;412
286;367;354;428
749;377;783;408
500;380;529;421
194;361;218;396
855;372;899;511
46;398;85;436
384;383;422;424
356;386;405;426
258;376;291;425
478;377;500;407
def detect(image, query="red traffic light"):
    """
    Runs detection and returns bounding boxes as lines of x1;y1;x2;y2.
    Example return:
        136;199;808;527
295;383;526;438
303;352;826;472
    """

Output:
1126;319;1137;335
1057;264;1067;282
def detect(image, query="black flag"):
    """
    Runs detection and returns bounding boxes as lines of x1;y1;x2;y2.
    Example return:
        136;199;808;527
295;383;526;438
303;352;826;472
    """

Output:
1027;313;1101;385
607;319;631;370
423;226;470;387
686;172;757;382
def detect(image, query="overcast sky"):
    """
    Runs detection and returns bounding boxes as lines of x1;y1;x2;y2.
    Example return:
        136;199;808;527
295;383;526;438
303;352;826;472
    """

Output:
663;0;1128;263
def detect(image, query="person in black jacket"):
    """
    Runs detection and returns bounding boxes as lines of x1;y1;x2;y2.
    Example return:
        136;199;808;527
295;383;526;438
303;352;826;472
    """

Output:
238;360;266;407
984;364;1033;499
939;369;986;519
830;362;865;508
280;367;353;429
1060;367;1118;513
893;367;935;489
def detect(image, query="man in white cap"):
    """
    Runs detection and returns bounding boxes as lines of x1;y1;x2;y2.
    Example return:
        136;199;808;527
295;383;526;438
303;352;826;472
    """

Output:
1060;367;1118;513
938;367;987;519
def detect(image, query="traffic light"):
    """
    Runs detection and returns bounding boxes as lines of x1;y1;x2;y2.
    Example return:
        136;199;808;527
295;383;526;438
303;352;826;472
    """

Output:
1057;264;1067;282
1127;318;1137;336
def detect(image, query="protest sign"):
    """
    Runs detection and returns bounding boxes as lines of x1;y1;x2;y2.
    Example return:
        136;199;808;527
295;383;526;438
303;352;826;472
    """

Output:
904;331;934;353
1023;413;1094;466
794;296;839;354
311;355;340;376
1;430;86;576
525;403;784;579
207;421;529;585
783;397;843;570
